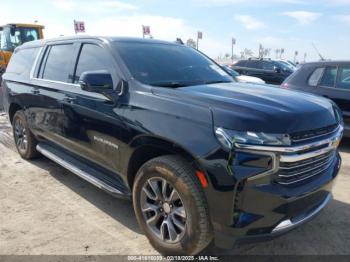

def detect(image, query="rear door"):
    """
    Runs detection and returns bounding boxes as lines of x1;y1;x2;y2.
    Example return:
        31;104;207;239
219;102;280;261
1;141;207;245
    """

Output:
60;40;125;175
29;42;78;143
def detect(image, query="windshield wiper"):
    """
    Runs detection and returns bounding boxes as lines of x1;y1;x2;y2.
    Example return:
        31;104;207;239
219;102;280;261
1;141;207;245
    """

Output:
203;80;232;85
149;81;201;88
149;79;232;88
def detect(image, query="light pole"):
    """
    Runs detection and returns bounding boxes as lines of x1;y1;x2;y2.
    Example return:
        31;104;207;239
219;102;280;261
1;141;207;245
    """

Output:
231;37;236;63
294;51;298;64
197;31;202;50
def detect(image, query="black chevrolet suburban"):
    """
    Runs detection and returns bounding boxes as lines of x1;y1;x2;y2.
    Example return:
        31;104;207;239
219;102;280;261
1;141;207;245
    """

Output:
2;36;343;255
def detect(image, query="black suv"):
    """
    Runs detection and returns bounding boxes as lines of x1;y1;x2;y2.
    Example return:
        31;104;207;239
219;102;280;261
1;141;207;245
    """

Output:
232;58;294;84
282;61;350;137
2;37;343;255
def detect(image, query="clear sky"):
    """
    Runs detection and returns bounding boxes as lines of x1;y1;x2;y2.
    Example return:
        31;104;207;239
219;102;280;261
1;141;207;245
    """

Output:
2;0;350;61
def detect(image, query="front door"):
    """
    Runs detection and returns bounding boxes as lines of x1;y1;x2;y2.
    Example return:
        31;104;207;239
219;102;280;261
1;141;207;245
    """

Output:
60;41;125;175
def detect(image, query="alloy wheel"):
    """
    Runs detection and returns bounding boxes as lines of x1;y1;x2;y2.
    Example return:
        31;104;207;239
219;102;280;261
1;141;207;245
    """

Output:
140;177;187;243
14;118;28;152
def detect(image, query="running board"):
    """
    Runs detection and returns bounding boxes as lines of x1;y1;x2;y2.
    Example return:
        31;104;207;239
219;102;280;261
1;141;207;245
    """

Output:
36;143;130;199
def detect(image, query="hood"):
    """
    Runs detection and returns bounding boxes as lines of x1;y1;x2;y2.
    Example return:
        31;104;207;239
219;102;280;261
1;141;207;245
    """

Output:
236;75;265;84
156;82;338;134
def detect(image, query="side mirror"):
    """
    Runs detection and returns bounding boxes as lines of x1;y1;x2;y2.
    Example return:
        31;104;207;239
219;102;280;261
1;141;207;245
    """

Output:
79;70;113;93
274;66;281;73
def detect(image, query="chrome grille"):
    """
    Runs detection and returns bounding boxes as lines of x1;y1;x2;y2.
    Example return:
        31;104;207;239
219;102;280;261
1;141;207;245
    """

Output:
276;150;336;185
290;124;338;143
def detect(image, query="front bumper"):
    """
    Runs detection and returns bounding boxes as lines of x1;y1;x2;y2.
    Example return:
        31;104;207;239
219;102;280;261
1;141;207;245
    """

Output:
201;125;343;249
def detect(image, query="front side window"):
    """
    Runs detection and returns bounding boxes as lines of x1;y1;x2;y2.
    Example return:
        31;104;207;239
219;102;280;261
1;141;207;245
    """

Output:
337;66;350;90
74;44;114;84
41;44;74;82
319;66;337;87
308;67;325;86
6;47;40;78
115;42;232;87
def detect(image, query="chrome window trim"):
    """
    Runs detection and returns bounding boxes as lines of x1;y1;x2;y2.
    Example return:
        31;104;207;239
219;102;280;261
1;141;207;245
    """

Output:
29;46;43;79
30;77;111;101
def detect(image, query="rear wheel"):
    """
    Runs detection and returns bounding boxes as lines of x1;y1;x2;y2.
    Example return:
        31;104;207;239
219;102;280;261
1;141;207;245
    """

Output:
12;110;39;159
133;155;213;255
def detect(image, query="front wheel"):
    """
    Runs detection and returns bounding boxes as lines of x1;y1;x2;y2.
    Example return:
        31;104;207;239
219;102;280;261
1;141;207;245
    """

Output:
133;155;213;255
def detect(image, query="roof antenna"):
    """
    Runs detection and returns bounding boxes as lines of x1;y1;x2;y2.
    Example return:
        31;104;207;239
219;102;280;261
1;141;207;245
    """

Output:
312;42;325;61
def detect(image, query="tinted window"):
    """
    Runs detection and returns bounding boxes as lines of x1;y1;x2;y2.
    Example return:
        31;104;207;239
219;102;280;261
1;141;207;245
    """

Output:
337;67;350;90
234;60;247;67
262;61;274;70
319;67;337;87
74;44;114;83
246;60;261;69
308;67;325;86
41;44;74;82
115;42;232;86
6;47;39;78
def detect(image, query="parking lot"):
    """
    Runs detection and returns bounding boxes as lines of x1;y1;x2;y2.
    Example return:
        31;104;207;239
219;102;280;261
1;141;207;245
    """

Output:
0;111;349;255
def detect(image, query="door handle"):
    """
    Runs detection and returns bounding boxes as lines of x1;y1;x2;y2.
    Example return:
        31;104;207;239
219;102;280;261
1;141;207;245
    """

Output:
64;96;76;103
31;89;40;95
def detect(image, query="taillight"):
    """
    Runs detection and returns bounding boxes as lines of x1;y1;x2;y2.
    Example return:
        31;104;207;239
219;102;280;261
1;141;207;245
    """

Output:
281;83;289;88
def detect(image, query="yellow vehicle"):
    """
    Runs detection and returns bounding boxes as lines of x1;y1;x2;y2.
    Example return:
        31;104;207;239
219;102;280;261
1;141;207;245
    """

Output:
0;23;44;71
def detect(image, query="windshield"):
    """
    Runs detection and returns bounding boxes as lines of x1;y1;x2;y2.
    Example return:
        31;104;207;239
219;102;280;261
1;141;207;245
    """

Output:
276;61;295;71
115;42;233;87
0;26;40;51
224;66;240;77
275;61;294;71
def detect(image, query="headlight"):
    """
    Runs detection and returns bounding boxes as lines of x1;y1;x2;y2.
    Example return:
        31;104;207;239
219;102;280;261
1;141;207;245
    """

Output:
215;127;291;151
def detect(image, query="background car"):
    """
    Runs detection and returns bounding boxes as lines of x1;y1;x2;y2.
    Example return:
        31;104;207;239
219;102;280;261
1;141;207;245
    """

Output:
282;61;350;137
222;65;265;84
231;58;294;85
276;59;297;71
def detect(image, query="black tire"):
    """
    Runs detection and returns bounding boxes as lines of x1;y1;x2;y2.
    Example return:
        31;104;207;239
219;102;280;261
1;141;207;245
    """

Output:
133;155;213;255
12;110;39;159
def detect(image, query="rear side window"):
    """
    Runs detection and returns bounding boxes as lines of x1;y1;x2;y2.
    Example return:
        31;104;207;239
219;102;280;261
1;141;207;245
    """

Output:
319;67;337;87
246;60;261;69
6;47;39;78
74;44;114;84
41;44;74;82
337;67;350;90
308;67;324;86
262;61;274;70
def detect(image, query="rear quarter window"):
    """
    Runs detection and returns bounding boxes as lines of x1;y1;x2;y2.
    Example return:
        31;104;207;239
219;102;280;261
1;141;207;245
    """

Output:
6;47;40;78
308;67;325;86
234;60;247;67
246;60;261;69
